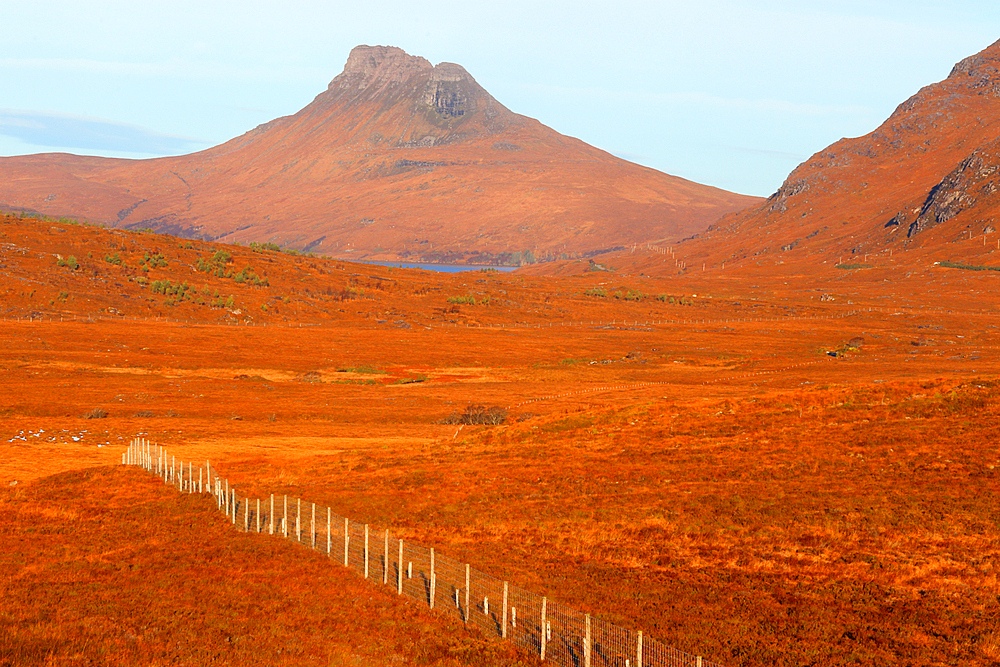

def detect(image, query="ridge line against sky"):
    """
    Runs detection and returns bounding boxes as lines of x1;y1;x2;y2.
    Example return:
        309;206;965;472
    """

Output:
3;0;999;197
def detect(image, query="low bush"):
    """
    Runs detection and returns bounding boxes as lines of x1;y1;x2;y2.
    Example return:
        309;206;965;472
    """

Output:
442;404;507;425
56;255;79;270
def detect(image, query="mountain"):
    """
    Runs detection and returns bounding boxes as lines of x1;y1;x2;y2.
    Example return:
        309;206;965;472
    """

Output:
682;38;1000;269
0;46;758;265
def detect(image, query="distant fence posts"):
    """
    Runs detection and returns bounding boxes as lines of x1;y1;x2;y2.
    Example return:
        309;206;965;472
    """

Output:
120;437;723;667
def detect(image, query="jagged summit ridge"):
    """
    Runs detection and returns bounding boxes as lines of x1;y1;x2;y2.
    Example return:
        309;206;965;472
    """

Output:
315;45;512;145
335;45;432;91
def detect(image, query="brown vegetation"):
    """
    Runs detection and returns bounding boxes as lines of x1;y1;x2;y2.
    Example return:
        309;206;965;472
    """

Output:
2;212;1000;665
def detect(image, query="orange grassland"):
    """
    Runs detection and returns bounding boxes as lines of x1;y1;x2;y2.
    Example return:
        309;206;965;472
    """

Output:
2;213;1000;666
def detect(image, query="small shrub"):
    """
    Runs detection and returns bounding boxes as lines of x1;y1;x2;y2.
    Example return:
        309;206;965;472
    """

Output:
133;410;155;418
56;255;79;270
139;252;167;270
83;407;107;419
442;404;507;425
615;289;644;301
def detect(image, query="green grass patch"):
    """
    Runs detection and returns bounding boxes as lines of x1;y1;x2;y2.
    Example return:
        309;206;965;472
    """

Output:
938;260;1000;272
337;365;386;375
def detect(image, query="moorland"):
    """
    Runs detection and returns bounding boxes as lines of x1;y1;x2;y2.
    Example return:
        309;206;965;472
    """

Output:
2;210;999;666
5;38;1000;667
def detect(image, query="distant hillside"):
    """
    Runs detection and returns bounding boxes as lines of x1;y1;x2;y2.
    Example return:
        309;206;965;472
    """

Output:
676;38;1000;271
0;46;758;266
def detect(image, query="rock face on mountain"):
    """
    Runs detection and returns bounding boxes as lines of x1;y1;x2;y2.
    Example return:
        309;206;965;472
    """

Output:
0;46;758;265
688;38;1000;268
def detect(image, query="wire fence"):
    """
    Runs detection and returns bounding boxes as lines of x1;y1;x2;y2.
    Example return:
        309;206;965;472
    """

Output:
123;437;723;667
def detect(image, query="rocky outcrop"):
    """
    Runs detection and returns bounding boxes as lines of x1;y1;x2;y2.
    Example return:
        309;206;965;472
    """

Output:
319;45;515;145
908;138;1000;237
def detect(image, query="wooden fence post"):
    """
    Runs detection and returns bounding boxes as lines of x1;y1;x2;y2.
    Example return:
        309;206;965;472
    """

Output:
383;530;389;584
397;540;403;595
199;467;203;494
244;496;249;531
283;495;288;538
464;564;470;624
502;582;508;638
541;597;547;661
296;498;301;542
188;461;193;493
311;503;316;549
429;548;435;609
270;494;274;535
343;517;349;566
364;524;369;578
584;614;591;667
256;498;260;533
327;508;332;555
637;630;643;667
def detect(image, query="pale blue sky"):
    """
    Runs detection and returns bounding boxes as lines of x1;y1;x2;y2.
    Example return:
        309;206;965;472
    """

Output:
2;1;998;196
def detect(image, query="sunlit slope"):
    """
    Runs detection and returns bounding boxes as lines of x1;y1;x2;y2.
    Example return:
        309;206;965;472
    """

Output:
0;46;758;265
663;38;1000;273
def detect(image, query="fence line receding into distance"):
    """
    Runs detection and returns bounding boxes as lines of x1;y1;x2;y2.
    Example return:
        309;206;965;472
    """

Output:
123;437;721;667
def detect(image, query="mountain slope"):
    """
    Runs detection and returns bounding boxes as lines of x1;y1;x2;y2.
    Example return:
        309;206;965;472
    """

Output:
683;38;1000;270
0;46;758;265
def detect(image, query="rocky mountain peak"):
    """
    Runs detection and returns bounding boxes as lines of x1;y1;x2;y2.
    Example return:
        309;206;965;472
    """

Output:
333;45;432;91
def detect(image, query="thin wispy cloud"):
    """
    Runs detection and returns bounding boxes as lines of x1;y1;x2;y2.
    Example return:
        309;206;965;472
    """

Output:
0;109;207;155
521;83;875;118
0;57;323;84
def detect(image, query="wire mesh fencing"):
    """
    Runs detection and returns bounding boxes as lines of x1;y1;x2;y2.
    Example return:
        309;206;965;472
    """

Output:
123;437;723;667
